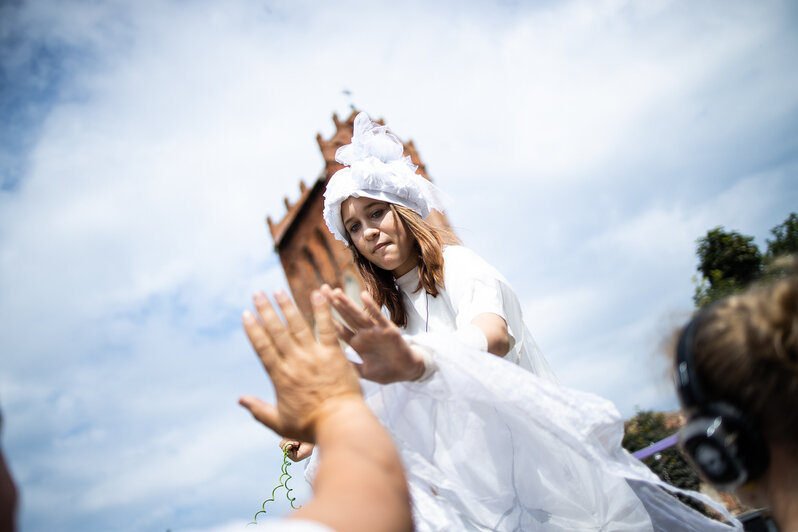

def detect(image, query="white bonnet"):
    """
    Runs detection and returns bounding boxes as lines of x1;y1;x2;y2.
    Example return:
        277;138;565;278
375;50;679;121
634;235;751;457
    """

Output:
322;112;448;244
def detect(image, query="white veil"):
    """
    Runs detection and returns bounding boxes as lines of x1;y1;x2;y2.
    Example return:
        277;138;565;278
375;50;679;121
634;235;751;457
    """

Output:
352;333;741;531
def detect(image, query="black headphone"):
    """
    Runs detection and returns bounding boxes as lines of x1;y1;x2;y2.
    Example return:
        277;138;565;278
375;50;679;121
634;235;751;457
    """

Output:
674;311;770;491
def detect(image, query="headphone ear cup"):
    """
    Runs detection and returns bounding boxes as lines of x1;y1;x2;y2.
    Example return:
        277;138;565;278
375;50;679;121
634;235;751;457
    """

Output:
708;402;770;483
679;403;770;491
679;415;746;490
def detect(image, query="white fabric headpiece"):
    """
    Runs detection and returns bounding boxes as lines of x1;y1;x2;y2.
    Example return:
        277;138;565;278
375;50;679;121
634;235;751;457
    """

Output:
323;112;448;245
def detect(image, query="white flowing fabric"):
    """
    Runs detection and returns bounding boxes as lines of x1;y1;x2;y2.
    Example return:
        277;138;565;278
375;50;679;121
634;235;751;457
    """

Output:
368;333;740;531
307;246;741;531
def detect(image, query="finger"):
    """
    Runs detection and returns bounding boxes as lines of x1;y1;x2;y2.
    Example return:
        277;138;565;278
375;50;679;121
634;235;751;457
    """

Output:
253;292;295;357
239;395;283;434
242;310;279;370
280;440;300;461
285;449;301;462
326;291;362;328
329;289;373;330
361;291;390;325
320;284;338;309
295;444;311;461
320;284;334;298
274;290;314;346
281;439;300;453
332;319;355;344
311;290;338;347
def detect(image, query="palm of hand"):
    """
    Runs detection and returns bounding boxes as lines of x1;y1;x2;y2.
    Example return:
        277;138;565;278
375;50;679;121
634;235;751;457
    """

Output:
272;340;361;439
323;285;423;384
348;321;418;384
241;290;362;444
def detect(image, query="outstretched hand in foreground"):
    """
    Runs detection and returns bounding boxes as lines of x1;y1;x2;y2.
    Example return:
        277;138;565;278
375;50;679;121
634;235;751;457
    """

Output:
239;290;361;443
321;285;426;384
239;289;412;532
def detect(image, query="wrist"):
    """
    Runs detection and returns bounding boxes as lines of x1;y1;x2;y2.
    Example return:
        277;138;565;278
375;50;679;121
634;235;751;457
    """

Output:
409;345;437;382
309;394;368;439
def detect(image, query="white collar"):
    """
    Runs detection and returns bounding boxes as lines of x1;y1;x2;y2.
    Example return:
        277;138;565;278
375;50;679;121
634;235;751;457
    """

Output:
395;267;420;292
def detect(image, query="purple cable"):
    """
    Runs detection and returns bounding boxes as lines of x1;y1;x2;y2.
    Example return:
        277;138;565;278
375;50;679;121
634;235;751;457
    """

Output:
632;433;679;460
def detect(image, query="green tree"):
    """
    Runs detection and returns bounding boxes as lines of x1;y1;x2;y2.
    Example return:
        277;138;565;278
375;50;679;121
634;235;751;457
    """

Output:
623;411;705;513
623;411;700;491
766;212;798;260
693;227;762;307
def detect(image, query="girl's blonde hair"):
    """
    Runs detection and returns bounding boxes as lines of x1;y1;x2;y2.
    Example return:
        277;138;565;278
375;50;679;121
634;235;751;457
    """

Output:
348;204;458;327
681;257;798;449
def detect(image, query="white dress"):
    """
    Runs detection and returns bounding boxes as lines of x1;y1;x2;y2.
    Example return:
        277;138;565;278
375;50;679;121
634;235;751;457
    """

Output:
395;245;557;382
310;246;741;531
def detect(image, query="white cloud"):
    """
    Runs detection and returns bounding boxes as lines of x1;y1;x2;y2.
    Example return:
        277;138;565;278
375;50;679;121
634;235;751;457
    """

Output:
1;0;796;530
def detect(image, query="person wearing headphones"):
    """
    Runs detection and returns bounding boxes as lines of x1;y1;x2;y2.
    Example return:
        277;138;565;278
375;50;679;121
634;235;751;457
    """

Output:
673;261;798;531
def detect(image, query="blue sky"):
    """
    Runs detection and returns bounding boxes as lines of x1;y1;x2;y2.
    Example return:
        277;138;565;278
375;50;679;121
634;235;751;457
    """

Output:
1;0;796;530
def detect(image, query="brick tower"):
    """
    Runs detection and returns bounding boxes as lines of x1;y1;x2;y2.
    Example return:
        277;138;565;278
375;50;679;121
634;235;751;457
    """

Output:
267;110;451;324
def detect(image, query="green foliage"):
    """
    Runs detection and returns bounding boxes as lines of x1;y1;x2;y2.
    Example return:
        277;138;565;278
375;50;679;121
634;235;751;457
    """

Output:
692;214;797;307
623;411;708;514
623;410;700;492
693;227;762;307
765;212;798;261
693;267;753;307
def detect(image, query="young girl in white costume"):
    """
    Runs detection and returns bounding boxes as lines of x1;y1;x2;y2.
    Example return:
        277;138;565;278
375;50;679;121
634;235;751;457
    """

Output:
287;113;742;531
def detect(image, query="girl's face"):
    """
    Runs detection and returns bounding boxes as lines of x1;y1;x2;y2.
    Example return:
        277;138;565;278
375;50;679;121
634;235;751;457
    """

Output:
341;197;418;276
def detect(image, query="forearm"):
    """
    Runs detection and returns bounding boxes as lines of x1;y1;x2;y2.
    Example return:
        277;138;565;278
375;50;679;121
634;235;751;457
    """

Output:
291;398;412;532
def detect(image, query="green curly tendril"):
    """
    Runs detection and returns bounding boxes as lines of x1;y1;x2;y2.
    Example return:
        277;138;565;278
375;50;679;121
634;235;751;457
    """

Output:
248;447;301;525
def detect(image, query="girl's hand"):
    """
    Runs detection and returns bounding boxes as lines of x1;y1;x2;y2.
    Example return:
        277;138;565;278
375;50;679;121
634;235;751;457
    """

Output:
280;438;315;462
321;285;425;384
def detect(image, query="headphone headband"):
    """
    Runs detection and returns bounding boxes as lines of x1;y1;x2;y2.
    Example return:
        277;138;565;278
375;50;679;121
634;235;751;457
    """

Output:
675;312;706;410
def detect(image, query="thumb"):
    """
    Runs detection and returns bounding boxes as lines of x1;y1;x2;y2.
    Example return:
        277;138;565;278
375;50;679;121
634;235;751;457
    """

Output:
239;395;282;434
